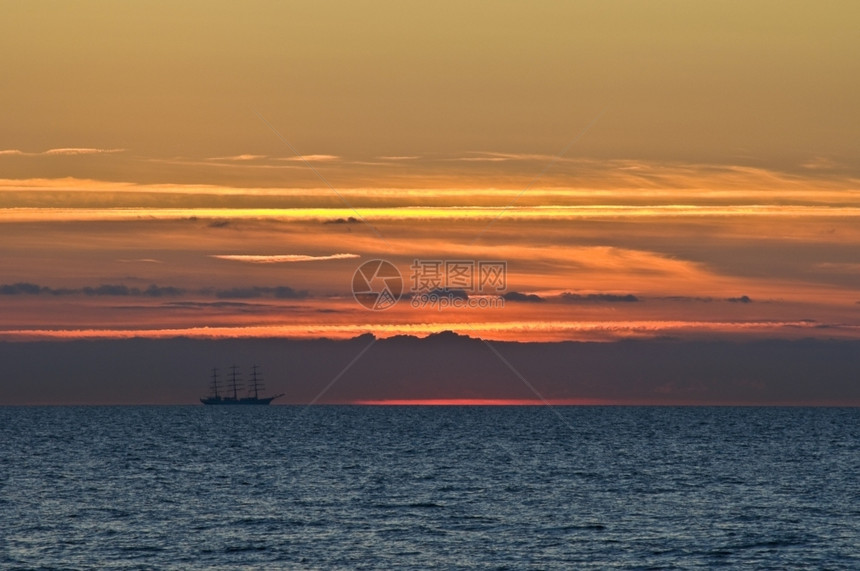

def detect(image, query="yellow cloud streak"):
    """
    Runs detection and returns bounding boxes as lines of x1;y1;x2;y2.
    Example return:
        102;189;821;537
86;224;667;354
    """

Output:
0;319;848;342
5;205;860;223
0;148;125;156
3;177;860;201
211;253;360;263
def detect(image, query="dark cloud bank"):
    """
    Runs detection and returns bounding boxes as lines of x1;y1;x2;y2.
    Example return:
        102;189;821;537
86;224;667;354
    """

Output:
0;282;307;299
1;333;858;405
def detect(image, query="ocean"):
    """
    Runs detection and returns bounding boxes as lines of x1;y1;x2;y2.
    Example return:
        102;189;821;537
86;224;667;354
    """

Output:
1;406;858;569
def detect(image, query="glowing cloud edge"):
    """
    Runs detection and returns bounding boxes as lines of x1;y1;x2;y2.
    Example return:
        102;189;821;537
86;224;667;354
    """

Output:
210;253;360;264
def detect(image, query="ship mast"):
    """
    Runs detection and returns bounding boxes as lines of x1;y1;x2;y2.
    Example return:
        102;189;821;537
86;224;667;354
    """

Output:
229;364;242;400
249;364;264;399
210;367;220;398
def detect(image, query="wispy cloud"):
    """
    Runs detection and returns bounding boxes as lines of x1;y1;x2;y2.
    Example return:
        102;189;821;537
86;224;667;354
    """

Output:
146;157;307;170
0;148;125;156
559;292;640;303
7;205;860;225
4;158;860;197
211;253;359;264
0;282;308;300
116;258;164;264
213;286;308;299
502;291;546;303
0;319;849;342
453;152;563;163
816;262;860;273
0;283;184;297
206;154;268;161
801;156;841;170
278;154;340;162
44;148;125;156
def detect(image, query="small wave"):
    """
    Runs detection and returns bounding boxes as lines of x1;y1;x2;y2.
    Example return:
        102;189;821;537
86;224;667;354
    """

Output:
371;501;444;509
224;544;269;553
731;537;808;550
119;544;165;553
408;501;443;508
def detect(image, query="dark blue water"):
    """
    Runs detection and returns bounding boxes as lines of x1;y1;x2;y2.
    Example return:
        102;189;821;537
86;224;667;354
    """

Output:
1;406;858;569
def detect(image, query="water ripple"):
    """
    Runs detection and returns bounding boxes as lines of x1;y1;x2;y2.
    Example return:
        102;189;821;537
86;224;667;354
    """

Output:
1;406;859;569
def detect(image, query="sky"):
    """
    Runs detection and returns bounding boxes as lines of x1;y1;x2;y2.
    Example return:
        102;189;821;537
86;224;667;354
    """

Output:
2;2;860;404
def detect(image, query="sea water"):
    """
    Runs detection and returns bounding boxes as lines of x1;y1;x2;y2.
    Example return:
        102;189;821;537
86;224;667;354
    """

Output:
1;406;858;569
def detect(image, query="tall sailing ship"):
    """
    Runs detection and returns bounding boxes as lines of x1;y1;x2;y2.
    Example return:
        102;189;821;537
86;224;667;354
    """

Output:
200;365;284;405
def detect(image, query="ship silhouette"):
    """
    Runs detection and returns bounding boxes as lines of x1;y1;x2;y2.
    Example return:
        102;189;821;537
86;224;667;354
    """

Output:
200;365;284;405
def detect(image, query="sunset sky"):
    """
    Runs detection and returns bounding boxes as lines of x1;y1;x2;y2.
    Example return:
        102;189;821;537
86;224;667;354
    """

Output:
2;3;860;404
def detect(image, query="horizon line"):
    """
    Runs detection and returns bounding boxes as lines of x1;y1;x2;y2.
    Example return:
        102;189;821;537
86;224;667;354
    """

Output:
4;400;859;407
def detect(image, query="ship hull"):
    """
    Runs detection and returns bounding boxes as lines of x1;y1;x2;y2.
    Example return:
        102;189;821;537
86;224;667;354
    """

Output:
200;397;279;405
201;366;283;405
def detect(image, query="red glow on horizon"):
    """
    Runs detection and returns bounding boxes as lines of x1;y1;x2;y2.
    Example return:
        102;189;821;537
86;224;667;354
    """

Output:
343;399;860;407
351;398;612;406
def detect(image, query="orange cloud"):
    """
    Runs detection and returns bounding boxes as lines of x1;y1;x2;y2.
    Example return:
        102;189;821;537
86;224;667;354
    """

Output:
278;154;340;162
2;319;853;343
211;253;360;263
5;205;860;224
206;154;269;161
0;148;125;156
